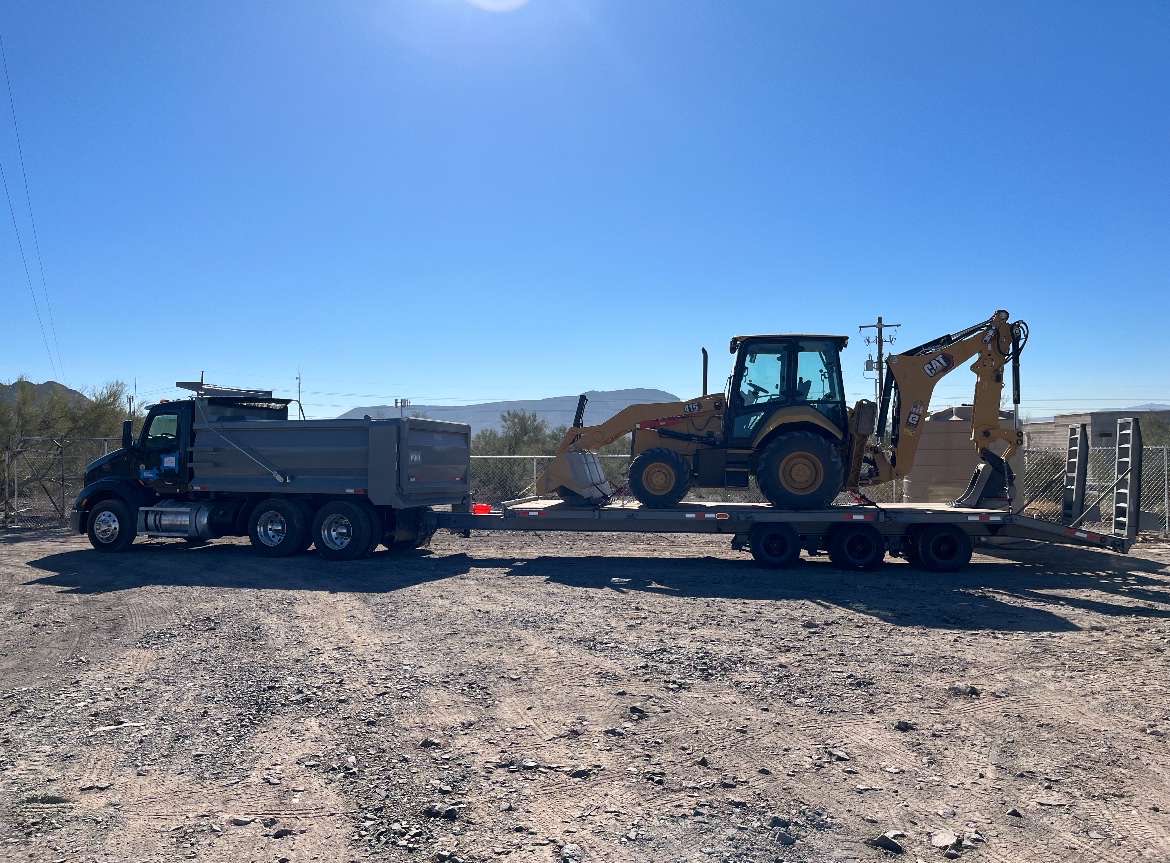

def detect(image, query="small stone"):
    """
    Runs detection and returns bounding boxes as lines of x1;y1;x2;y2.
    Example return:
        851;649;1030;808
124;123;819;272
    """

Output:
727;797;747;808
569;767;593;779
603;727;625;737
893;720;916;732
520;759;539;770
930;830;959;849
228;816;254;827
867;831;906;854
768;814;790;829
696;756;709;767
628;705;648;720
424;803;459;820
272;828;296;839
1007;807;1023;818
774;829;797;847
560;842;584;861
826;748;850;762
421;738;441;748
947;684;980;697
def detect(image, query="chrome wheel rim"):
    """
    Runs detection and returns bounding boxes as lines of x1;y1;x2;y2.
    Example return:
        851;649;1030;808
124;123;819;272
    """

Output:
256;511;288;547
320;514;354;551
93;510;120;543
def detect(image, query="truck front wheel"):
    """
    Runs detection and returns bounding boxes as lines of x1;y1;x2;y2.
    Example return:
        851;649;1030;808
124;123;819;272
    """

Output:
87;499;136;552
311;500;372;561
249;498;308;557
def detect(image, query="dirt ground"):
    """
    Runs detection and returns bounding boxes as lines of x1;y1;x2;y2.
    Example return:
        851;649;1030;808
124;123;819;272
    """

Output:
2;528;1170;863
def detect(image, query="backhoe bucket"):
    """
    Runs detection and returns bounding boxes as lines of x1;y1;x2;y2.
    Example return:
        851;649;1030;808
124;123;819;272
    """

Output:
535;451;615;506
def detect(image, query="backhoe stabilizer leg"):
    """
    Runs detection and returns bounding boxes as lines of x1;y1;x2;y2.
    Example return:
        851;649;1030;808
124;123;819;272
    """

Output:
954;449;1015;509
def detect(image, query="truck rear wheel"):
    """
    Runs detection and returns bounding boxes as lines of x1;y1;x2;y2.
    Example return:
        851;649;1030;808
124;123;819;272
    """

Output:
756;431;843;510
249;498;307;557
629;448;690;508
312;500;372;561
87;499;136;552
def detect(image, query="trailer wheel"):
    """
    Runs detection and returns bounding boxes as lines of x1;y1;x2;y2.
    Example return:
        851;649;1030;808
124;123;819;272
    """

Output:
748;523;801;569
87;499;136;552
914;525;972;573
312;500;372;561
249;498;307;557
629;448;691;508
827;524;885;571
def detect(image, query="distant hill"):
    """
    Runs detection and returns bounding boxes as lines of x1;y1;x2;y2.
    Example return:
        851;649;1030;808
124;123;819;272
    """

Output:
0;379;89;407
1127;403;1170;412
339;388;680;434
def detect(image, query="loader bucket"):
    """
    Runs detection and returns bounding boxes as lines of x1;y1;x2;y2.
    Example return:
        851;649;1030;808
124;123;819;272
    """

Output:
534;450;615;506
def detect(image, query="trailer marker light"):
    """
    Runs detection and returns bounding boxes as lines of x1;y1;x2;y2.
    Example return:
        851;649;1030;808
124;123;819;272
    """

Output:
472;503;492;515
715;512;729;520
846;513;875;521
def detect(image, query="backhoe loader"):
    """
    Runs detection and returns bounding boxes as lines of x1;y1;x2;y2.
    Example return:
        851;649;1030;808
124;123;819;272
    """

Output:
534;310;1029;510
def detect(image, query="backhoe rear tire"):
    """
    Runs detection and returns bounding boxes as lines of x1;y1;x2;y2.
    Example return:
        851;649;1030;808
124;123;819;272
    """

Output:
756;431;844;510
629;448;690;508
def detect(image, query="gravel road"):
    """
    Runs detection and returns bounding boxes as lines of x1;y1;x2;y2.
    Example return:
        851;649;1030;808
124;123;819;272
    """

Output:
2;528;1169;863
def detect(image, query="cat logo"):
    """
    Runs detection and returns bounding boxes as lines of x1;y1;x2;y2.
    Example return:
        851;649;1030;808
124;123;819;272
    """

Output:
682;401;701;414
923;353;955;378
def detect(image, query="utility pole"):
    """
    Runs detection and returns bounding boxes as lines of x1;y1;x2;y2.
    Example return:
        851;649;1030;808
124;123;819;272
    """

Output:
394;398;411;418
295;369;306;420
859;316;901;406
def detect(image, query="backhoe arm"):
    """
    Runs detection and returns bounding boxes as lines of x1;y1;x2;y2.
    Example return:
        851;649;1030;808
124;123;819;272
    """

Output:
863;310;1027;485
552;400;692;456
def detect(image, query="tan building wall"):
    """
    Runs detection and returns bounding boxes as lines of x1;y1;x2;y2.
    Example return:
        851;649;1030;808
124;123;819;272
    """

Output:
902;406;1022;503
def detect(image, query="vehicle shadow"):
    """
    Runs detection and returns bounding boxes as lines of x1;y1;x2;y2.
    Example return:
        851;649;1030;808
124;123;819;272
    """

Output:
23;538;1170;634
24;542;477;595
501;542;1170;632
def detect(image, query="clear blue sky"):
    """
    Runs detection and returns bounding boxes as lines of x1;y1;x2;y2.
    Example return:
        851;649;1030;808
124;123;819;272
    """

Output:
1;1;1167;419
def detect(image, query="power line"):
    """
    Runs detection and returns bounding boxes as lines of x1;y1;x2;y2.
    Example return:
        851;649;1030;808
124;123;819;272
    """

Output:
0;156;56;378
0;33;62;378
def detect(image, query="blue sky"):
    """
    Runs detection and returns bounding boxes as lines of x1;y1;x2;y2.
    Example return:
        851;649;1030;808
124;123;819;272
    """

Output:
1;1;1167;419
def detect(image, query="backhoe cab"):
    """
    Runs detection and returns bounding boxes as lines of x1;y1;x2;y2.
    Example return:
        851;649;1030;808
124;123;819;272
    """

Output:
536;334;859;509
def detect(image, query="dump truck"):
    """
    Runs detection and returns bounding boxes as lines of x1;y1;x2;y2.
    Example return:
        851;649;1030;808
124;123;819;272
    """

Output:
70;383;471;560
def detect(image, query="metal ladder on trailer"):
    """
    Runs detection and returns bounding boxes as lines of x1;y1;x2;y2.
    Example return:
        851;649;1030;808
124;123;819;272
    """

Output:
1112;418;1143;543
1061;417;1143;549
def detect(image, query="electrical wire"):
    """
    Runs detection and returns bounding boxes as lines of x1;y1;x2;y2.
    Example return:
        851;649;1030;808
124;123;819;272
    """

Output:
0;156;56;379
0;33;62;379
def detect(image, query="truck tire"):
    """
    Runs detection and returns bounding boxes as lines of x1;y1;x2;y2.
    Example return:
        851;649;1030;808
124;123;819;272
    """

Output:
357;501;384;557
748;523;801;569
913;525;973;573
756;431;843;510
87;499;136;552
249;498;307;557
827;524;885;571
311;500;372;561
629;448;690;508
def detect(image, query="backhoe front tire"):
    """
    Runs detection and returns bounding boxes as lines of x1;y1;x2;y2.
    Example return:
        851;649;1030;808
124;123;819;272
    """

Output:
756;431;844;510
629;448;690;508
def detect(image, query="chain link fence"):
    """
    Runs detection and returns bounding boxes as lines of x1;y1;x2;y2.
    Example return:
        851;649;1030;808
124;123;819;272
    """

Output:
1;438;119;529
6;440;1168;539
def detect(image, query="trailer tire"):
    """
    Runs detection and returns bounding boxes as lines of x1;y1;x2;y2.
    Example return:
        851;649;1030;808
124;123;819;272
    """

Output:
312;500;372;561
914;525;972;573
748;523;802;569
87;499;136;553
827;524;885;571
756;431;843;510
249;498;307;557
629;448;690;508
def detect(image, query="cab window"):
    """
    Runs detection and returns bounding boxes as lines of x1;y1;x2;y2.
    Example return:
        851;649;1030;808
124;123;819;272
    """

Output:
795;342;842;402
737;347;788;406
143;412;179;450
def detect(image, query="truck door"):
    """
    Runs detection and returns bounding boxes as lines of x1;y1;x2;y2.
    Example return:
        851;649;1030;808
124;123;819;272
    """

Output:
138;404;190;492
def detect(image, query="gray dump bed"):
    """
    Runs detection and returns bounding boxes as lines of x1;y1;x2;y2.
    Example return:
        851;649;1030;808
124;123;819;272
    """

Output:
190;415;470;508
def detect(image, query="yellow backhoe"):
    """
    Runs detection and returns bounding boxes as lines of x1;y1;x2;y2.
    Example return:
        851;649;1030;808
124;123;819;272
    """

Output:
534;310;1029;510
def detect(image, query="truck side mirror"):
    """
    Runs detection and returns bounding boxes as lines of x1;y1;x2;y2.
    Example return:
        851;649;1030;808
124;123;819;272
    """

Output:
122;419;133;450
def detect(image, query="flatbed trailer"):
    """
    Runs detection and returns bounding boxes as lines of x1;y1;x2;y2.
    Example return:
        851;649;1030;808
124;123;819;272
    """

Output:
435;418;1144;572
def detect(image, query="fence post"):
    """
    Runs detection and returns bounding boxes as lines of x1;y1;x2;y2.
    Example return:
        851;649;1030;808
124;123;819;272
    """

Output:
1163;447;1169;537
533;457;538;493
59;442;66;524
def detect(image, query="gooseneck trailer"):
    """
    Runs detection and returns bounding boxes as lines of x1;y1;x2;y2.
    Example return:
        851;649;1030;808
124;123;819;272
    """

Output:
70;386;1144;573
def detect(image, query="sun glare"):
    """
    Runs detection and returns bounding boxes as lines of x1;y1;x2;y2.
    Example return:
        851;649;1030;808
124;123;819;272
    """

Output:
465;0;531;12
